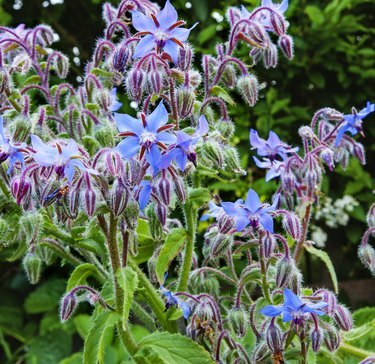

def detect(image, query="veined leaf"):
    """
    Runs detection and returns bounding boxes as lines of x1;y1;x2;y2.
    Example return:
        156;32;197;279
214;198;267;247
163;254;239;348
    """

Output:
188;188;211;209
305;245;338;293
134;332;215;364
210;85;236;106
83;311;120;364
343;320;375;342
116;267;138;330
67;263;103;291
155;228;187;284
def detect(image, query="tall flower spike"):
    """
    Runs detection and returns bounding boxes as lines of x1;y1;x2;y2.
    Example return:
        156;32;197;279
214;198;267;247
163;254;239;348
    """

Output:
115;101;176;167
132;0;197;63
221;188;279;232
30;135;97;184
335;102;375;147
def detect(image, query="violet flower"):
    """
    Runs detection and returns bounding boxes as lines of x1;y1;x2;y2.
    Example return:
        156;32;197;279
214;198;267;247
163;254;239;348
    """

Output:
0;116;25;174
221;188;279;232
109;88;122;112
30;135;97;183
115;101;176;166
261;288;327;325
253;157;285;181
200;201;225;221
132;0;197;63
335;102;375;147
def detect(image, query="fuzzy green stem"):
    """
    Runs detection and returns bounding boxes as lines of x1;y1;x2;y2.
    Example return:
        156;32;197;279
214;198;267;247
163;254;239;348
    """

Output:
177;201;197;292
339;342;375;360
259;244;272;304
294;203;312;263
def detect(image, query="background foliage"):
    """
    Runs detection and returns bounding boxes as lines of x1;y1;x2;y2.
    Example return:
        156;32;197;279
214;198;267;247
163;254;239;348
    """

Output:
0;0;374;362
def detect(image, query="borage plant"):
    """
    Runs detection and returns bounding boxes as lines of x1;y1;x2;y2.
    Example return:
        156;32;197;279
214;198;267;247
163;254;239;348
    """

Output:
0;0;374;363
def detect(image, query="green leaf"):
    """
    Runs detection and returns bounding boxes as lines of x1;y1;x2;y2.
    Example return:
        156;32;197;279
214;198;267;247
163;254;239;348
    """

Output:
116;267;138;329
22;75;41;86
134;332;215;364
66;263;103;291
24;278;66;314
352;307;375;326
188;188;211;209
344;320;375;342
305;245;338;293
155;228;187;284
198;24;217;44
59;352;83;364
83;311;120;364
305;5;325;25
73;314;92;340
210;85;236;106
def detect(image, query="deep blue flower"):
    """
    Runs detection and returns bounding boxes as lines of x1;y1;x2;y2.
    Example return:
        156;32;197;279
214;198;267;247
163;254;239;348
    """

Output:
260;288;327;325
138;180;152;210
109;88;122;112
221;188;279;232
166;115;208;172
115;101;176;167
0;116;25;174
250;129;298;161
200;201;224;221
253;157;285;181
335;102;375;147
132;0;197;63
31;135;97;184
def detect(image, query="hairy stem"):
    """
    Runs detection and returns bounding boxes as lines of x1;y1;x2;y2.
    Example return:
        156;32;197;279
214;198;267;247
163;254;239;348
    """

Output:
293;203;312;263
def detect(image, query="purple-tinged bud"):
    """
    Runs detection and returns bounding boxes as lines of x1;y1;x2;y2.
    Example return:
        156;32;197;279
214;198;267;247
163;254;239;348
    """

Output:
188;70;202;88
298;126;315;140
275;256;295;288
156;203;167;227
112;43;130;73
146;205;163;241
320;148;335;171
173;176;186;202
11;176;31;205
68;187;81;219
60;292;78;322
223;146;246;175
333;305;353;331
282;212;302;241
261;231;276;258
311;328;323;352
359;358;375;364
12;53;32;74
158;175;171;206
177;86;196;119
288;269;302;295
312;289;337;315
236;75;259;107
102;3;116;24
35;25;55;46
263;42;278;69
149;69;164;95
228;307;248;338
11;116;31;143
87;292;100;305
202;140;224;168
84;188;96;217
218;214;235;234
266;321;283;354
367;204;375;228
305;168;322;191
252;340;270;363
323;324;341;351
23;251;42;284
270;12;286;36
353;143;366;165
282;170;296;192
105;151;124;177
109;180;129;217
177;44;193;71
221;64;236;89
245;22;269;48
249;47;263;65
210;234;232;257
125;67;145;101
278;34;294;60
53;52;69;79
194;299;215;322
358;244;375;275
0;67;10;93
124;197;140;230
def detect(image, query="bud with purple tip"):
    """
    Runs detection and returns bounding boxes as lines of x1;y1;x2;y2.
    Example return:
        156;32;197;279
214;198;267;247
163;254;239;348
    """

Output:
158;174;171;206
282;212;302;241
236;75;259;107
228;307;248;338
109;179;129;217
105;151;124;177
312;289;337;315
270;12;286;36
218;214;236;234
173;176;186;203
353;143;366;165
265;320;283;354
333;304;353;331
125;67;145;101
60;292;78;322
261;231;276;258
112;42;130;73
358;244;375;276
84;188;97;217
177;44;193;71
275;255;295;288
53;52;70;79
177;87;196;119
323;324;341;351
278;34;294;60
310;327;323;352
263;43;278;69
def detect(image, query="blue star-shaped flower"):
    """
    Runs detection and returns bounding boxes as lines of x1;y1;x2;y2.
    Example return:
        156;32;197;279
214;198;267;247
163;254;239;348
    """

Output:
221;188;279;233
132;0;197;63
114;101;176;167
335;102;375;147
260;288;327;325
0;116;25;174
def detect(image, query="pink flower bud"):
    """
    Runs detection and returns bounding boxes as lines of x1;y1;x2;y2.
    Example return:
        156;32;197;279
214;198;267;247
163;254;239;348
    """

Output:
11;176;31;205
278;34;294;60
112;42;130;73
323;324;341;351
270;11;286;36
125;67;145;101
266;321;283;354
109;180;129;217
353;143;366;165
367;204;375;227
177;44;193;71
282;212;302;241
262;231;276;257
263;43;278;69
333;305;353;331
156;203;167;227
310;328;323;352
218;214;236;234
149;69;164;94
313;289;337;315
105;151;124;177
158;175;171;206
84;188;96;217
60;292;77;322
245;22;269;48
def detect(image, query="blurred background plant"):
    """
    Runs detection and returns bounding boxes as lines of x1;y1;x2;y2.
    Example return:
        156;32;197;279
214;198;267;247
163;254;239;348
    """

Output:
0;0;374;363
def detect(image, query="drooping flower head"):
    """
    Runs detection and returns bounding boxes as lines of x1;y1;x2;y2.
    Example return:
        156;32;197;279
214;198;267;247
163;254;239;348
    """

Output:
115;101;176;167
335;102;375;147
0;116;26;174
132;0;197;62
221;188;279;233
31;135;97;184
261;288;327;325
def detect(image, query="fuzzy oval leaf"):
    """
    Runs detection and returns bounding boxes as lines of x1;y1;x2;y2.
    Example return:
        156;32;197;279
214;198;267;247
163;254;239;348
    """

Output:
305;245;338;293
67;263;103;291
83;311;120;364
134;332;215;364
188;188;211;209
210;85;235;106
116;267;138;330
155;228;187;285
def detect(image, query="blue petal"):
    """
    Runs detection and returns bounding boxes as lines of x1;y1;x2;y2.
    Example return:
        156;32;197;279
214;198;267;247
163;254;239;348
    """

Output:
196;115;209;136
157;0;178;30
0;116;6;145
61;139;80;161
146;144;161;172
282;309;293;322
139;183;152;210
133;34;156;59
157;131;176;145
221;202;240;216
267;131;281;148
163;40;179;63
64;163;76;184
278;0;289;13
235;215;250;231
169;24;196;42
249;129;264;149
114;113;143;135
259;213;274;233
260;305;283;317
175;150;187;171
334;124;350;147
115;137;140;159
179;301;191;319
132;11;157;33
245;189;262;213
283;288;303;310
146;101;169;133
